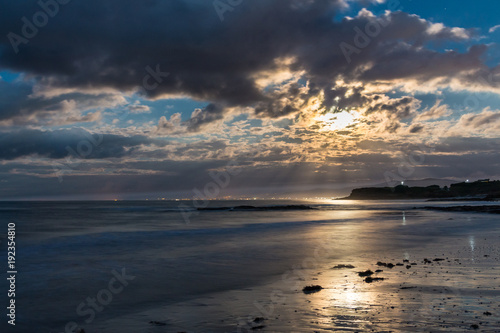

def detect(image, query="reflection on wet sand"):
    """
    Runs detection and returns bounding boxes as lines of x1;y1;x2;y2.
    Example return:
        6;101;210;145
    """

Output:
230;211;500;332
291;230;500;332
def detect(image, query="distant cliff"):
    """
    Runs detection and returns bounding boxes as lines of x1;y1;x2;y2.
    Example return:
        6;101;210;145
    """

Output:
342;180;500;200
449;180;500;197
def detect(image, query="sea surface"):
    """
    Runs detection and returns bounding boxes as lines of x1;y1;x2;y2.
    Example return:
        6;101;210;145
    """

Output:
0;200;499;332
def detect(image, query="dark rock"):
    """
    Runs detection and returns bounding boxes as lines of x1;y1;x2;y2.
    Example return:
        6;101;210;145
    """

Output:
406;265;411;269
483;311;492;316
302;285;323;294
358;270;374;277
471;324;479;329
251;325;266;330
253;317;266;323
434;258;445;261
387;263;395;268
332;264;355;269
365;277;384;283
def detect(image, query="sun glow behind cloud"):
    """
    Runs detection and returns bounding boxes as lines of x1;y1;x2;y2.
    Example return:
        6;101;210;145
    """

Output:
315;110;361;131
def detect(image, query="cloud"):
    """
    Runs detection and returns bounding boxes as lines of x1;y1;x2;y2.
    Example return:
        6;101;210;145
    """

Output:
128;102;151;114
185;104;225;132
432;136;500;153
489;25;500;33
0;0;493;129
458;109;500;129
0;128;168;160
366;96;419;118
0;1;499;198
415;100;452;121
0;80;126;126
156;113;183;135
409;123;424;133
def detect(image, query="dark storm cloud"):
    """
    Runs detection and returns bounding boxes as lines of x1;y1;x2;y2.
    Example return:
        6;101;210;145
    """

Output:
339;10;486;82
0;128;167;160
0;0;493;126
0;80;33;121
1;0;277;102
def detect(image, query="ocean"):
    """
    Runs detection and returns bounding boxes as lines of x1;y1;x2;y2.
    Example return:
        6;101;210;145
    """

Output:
0;200;499;332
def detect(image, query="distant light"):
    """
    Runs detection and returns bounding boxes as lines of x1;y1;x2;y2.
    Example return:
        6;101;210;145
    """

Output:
466;179;469;183
401;181;404;185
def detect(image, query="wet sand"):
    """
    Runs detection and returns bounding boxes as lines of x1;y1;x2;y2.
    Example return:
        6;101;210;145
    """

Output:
88;209;500;333
165;238;500;332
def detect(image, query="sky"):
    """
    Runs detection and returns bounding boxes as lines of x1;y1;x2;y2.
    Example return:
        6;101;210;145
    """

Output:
0;0;500;200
